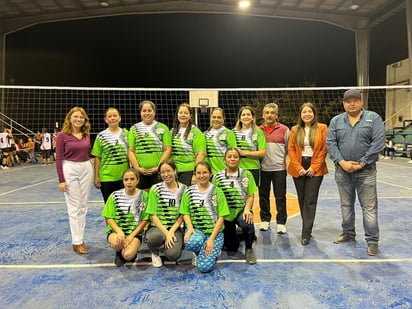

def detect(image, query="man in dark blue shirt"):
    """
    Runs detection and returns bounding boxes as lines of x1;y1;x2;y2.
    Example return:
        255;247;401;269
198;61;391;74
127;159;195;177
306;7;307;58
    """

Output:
327;89;385;256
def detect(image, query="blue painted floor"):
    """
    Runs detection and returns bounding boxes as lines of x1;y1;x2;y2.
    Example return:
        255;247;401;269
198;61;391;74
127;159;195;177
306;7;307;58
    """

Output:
1;159;412;308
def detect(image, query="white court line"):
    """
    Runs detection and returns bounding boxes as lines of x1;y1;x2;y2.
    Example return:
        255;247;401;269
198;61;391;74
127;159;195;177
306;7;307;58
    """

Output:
0;200;103;205
319;196;412;200
1;258;412;269
378;180;412;190
0;178;57;197
328;165;412;191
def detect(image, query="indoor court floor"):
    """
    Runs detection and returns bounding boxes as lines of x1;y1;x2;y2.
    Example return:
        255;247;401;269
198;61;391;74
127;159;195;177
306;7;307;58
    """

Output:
0;158;412;308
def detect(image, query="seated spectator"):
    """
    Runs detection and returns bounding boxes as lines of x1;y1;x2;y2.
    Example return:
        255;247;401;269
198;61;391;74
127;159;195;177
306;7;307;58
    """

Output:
382;137;395;159
16;138;29;162
9;139;21;165
25;137;38;164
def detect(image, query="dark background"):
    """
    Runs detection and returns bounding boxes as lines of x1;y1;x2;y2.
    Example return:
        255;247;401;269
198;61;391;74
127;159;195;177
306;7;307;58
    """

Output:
5;11;408;88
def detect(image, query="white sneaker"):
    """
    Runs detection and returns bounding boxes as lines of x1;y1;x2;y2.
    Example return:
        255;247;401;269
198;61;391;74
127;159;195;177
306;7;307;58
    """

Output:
380;155;385;159
408;160;412;164
259;221;270;231
277;224;287;234
3;166;9;170
151;252;163;267
191;253;197;267
384;156;390;159
0;166;4;170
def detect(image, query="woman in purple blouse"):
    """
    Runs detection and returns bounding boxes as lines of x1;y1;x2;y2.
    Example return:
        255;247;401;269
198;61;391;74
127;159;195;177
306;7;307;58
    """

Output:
56;106;93;255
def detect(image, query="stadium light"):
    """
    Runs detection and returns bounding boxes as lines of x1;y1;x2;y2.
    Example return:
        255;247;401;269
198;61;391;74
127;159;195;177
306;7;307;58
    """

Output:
349;1;360;10
99;1;110;7
239;0;251;9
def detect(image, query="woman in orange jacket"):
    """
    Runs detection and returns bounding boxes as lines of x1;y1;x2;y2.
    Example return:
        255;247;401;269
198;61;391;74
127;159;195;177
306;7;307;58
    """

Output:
288;102;328;245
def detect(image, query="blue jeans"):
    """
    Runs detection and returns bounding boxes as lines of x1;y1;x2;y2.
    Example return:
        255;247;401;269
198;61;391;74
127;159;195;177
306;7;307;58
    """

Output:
335;166;379;243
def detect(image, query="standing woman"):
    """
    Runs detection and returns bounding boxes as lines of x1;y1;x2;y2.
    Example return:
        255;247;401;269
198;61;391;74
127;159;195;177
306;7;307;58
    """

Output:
204;107;237;174
56;107;93;254
128;101;172;191
232;106;267;186
212;148;258;264
170;103;206;186
92;107;129;203
288;103;328;245
145;159;187;267
180;161;230;273
40;127;52;165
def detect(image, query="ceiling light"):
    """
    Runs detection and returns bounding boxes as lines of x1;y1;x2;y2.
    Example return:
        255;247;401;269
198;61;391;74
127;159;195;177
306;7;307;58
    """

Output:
239;0;250;9
99;1;110;7
349;1;360;10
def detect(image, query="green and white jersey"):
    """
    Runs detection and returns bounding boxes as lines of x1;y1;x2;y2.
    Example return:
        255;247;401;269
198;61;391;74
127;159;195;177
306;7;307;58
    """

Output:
180;184;230;234
128;121;171;169
91;128;129;182
171;125;206;173
146;182;187;229
102;189;149;236
204;126;237;174
212;168;257;221
232;127;267;170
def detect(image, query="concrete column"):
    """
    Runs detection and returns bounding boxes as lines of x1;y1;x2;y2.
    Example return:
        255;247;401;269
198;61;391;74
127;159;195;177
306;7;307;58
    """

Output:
355;28;370;108
406;0;412;84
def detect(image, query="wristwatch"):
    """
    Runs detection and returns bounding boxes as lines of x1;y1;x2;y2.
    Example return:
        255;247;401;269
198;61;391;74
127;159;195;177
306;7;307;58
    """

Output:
358;160;366;168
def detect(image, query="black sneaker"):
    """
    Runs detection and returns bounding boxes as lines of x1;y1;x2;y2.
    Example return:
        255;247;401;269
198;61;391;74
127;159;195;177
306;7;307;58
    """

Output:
333;234;355;244
114;251;126;267
245;249;256;265
367;243;379;256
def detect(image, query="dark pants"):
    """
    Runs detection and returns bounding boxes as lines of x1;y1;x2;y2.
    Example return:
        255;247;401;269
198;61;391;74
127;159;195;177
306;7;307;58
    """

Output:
293;175;323;239
100;180;124;203
138;173;160;190
223;211;256;251
259;170;287;224
178;171;193;187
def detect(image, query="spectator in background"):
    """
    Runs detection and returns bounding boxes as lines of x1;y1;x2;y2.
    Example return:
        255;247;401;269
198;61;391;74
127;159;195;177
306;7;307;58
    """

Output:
170;103;206;186
327;89;385;256
382;137;395;159
56;107;93;255
16;138;29;163
40;128;52;165
52;128;59;161
34;130;42;153
0;128;12;169
92;108;129;203
288;103;328;245
25;137;38;164
258;103;289;233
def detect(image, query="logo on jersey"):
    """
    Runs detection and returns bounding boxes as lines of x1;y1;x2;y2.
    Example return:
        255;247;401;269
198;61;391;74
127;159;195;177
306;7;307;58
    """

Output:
242;177;249;188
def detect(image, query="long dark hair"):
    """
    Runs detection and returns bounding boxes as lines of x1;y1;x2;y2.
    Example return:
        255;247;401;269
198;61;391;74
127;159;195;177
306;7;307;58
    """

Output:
171;103;195;140
158;159;179;183
293;102;319;149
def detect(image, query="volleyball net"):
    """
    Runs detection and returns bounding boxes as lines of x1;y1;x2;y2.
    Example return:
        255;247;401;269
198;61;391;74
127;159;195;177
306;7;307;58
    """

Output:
1;85;411;140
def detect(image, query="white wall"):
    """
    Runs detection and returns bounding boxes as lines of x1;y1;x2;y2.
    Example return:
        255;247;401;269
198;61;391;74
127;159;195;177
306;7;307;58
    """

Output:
385;58;412;130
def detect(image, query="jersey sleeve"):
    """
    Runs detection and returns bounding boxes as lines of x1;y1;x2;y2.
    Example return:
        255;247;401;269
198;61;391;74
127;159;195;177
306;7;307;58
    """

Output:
192;127;206;153
101;194;116;219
